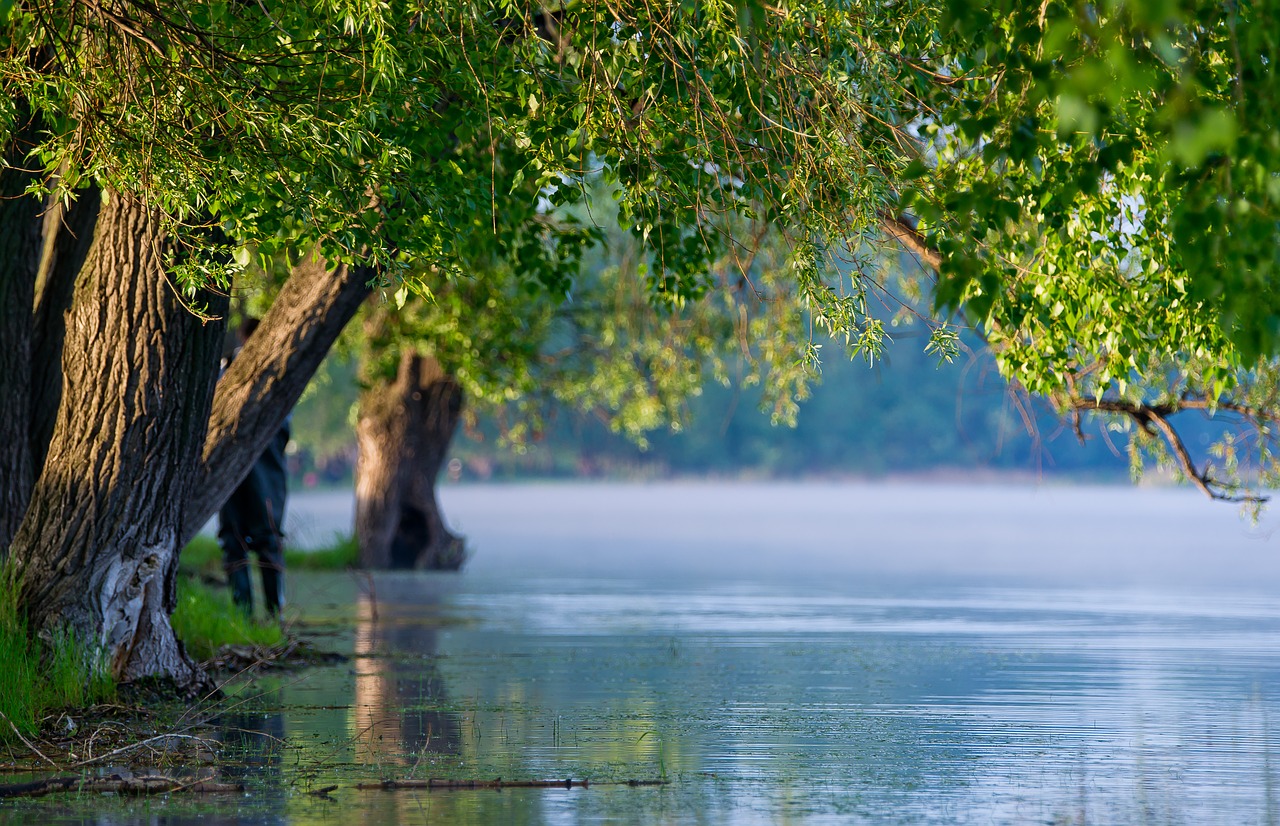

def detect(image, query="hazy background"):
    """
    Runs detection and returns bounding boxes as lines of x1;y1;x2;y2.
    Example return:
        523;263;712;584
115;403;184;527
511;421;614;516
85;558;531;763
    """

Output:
287;336;1187;487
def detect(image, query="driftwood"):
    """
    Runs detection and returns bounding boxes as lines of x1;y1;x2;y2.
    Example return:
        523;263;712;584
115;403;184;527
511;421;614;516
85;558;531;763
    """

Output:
0;773;243;799
355;777;668;791
0;772;664;800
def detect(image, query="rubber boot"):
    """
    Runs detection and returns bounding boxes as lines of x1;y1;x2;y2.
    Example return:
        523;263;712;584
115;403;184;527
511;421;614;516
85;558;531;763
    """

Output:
228;565;254;615
258;547;286;618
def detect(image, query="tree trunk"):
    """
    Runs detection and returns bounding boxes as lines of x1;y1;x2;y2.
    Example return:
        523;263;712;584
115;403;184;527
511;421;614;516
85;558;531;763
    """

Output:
355;352;466;571
30;186;102;472
8;190;227;685
181;252;375;546
0;116;44;551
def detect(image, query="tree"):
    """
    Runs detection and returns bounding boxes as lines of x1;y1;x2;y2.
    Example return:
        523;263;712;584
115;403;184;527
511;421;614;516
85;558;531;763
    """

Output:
350;205;813;571
1;0;933;684
6;0;1271;689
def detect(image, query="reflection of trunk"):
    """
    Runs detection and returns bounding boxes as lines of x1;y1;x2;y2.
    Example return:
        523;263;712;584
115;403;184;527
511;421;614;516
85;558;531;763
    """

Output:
352;582;460;764
9;192;226;684
355;352;466;570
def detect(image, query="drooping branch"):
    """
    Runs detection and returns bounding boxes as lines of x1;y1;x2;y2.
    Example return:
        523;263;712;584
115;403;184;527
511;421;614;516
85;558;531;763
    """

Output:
181;251;376;545
875;205;1275;507
1066;396;1270;505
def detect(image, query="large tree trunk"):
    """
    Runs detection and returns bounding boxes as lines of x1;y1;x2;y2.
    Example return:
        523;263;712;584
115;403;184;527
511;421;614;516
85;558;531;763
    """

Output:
181;252;375;546
8;191;227;685
0;114;44;550
355;352;466;571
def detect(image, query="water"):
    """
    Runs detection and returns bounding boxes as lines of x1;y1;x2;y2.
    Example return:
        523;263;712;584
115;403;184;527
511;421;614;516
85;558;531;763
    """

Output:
8;482;1280;824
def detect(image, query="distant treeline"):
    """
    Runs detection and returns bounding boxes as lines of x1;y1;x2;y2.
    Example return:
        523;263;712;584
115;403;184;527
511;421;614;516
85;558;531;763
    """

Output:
295;333;1255;485
442;339;1142;482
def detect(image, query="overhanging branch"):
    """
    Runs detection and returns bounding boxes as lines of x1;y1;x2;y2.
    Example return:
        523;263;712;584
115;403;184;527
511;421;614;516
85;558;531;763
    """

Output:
1067;396;1268;505
878;211;941;271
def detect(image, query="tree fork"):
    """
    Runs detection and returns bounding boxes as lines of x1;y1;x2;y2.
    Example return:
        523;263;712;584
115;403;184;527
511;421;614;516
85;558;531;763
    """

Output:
182;252;376;545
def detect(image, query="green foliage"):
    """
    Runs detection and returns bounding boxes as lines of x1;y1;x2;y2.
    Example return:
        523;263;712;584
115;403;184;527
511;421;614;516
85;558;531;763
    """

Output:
892;1;1280;502
452;313;1134;480
0;569;114;742
171;579;285;663
3;0;941;327
8;0;1277;506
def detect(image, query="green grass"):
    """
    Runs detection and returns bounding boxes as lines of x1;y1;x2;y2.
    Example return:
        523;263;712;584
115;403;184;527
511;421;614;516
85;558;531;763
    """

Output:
288;534;359;570
0;570;115;743
171;578;286;662
180;533;358;577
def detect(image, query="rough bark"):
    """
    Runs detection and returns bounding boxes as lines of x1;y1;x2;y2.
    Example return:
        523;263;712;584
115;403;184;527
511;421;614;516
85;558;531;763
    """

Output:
0;118;44;551
182;252;375;546
30;187;102;471
355;352;466;571
8;190;227;685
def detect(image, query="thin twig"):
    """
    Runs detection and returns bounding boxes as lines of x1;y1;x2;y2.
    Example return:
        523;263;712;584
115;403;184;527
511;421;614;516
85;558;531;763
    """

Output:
64;733;217;769
0;710;61;770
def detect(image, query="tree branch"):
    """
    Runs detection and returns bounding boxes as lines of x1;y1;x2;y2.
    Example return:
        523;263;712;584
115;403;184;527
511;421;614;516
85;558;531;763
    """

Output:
878;211;941;271
1066;396;1268;505
181;251;375;544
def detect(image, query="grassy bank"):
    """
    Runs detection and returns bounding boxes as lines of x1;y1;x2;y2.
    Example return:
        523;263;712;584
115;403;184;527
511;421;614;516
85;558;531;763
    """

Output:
170;578;286;661
0;572;115;743
180;534;358;576
172;534;356;661
0;536;355;746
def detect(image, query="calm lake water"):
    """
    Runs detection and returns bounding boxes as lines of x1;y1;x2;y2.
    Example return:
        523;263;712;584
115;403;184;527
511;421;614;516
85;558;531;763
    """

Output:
9;482;1280;824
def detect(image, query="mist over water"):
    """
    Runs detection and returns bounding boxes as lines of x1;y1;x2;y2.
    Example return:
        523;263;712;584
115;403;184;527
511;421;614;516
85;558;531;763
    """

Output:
258;483;1280;824
296;481;1280;589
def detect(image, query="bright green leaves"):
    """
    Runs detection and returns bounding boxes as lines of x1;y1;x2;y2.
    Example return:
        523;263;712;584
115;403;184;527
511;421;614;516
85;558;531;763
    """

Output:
906;0;1280;506
918;0;1280;389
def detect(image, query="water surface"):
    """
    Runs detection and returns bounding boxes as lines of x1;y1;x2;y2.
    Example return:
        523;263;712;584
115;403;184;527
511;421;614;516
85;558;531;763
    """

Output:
9;482;1280;824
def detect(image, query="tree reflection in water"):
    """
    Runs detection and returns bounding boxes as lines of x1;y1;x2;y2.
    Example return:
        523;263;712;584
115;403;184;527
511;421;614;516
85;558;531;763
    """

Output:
352;576;461;768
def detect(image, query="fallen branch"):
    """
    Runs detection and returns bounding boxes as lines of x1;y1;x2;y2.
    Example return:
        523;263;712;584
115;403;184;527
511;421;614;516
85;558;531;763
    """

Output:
0;710;61;771
355;777;668;791
65;733;218;769
0;771;666;799
0;773;243;799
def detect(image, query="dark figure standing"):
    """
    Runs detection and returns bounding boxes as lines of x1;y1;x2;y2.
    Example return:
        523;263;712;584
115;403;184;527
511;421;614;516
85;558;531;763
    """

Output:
218;319;290;617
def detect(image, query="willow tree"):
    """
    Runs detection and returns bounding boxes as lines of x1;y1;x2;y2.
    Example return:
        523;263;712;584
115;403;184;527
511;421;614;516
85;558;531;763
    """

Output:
7;0;1267;689
0;0;940;685
352;208;813;571
895;1;1280;506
